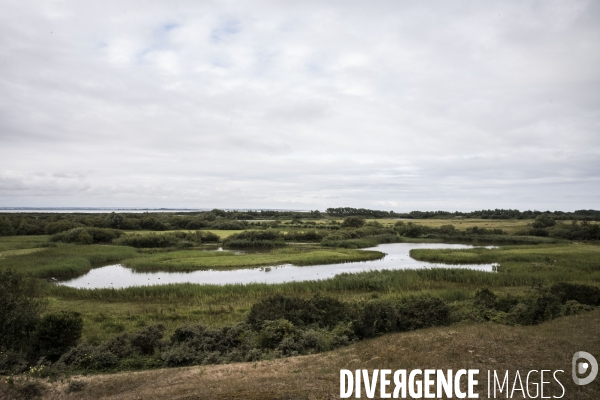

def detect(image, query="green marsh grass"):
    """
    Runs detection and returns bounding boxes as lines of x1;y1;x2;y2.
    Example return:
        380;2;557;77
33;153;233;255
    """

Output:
0;244;140;278
0;235;50;251
121;246;384;272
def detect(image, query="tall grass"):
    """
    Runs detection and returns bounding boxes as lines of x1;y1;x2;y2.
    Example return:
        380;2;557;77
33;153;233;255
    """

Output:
122;247;384;272
0;235;50;252
0;244;139;278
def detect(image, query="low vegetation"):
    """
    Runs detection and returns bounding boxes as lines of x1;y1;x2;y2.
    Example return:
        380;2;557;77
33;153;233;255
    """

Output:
2;266;597;378
0;210;599;395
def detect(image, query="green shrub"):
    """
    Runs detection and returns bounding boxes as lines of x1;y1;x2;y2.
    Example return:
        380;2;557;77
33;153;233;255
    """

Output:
162;342;199;367
396;297;451;331
247;294;350;330
130;324;165;355
51;227;123;244
31;311;83;361
210;220;246;230
113;234;178;248
474;288;497;309
561;300;594;316
258;319;296;349
0;270;46;353
508;291;562;325
0;349;28;375
341;217;366;228
0;217;15;236
45;221;80;235
550;282;600;306
223;230;286;248
353;299;399;339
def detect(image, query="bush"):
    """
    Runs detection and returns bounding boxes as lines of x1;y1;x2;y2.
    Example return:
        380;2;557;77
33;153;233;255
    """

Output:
550;282;600;306
162;342;199;367
247;294;350;330
258;319;296;349
0;217;16;236
474;288;497;309
561;300;594;316
342;217;366;228
130;324;165;355
51;227;123;244
210;220;247;230
223;230;286;249
396;297;451;331
353;299;399;339
113;234;178;248
0;270;46;353
508;291;562;325
45;221;80;235
0;349;28;375
32;311;83;361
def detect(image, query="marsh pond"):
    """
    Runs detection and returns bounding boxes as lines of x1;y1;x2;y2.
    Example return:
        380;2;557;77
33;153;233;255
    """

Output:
57;243;497;289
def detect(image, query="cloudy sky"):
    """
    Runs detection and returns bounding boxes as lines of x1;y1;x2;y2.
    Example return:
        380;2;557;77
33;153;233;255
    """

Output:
1;1;599;211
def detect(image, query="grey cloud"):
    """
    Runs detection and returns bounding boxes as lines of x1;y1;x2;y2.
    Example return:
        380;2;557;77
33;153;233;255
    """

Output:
0;0;598;210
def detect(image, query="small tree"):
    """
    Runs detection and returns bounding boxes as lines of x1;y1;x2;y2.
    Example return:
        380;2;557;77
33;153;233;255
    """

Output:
32;311;83;361
0;270;46;352
341;216;365;228
0;217;15;236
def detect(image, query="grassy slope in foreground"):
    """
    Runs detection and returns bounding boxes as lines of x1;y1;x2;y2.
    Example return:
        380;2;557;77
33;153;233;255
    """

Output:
10;309;599;400
122;247;384;272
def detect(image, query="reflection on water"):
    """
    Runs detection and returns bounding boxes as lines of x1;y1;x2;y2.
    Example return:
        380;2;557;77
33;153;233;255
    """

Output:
58;243;498;289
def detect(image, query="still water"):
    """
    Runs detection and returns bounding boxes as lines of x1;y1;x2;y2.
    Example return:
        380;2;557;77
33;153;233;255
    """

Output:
59;243;497;289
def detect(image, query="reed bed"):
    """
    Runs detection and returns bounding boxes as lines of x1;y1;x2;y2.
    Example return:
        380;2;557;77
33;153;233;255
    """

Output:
0;244;139;278
122;247;384;272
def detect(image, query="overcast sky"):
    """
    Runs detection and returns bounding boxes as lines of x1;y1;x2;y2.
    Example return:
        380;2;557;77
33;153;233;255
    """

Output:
1;1;599;211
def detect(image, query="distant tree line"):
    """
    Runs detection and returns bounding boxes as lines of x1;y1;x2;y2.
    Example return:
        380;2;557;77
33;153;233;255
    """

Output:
326;207;600;221
1;208;599;238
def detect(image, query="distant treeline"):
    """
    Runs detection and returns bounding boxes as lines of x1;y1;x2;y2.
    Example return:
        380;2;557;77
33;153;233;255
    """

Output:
327;207;600;221
1;207;600;237
0;210;319;236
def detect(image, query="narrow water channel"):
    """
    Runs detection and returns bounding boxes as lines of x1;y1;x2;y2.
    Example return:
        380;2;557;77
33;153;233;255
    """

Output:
58;242;497;289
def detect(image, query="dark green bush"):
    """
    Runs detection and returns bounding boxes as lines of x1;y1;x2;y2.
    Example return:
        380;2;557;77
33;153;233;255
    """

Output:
474;288;497;309
223;230;286;248
51;227;123;244
353;299;399;339
45;221;80;235
162;342;199;367
0;217;15;236
130;324;165;355
210;220;247;230
258;319;296;349
0;349;28;375
341;217;366;228
508;291;562;325
561;300;594;316
32;311;83;361
550;282;600;306
0;270;46;353
396;298;451;331
247;294;350;330
113;234;178;248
